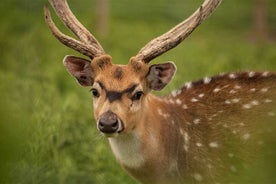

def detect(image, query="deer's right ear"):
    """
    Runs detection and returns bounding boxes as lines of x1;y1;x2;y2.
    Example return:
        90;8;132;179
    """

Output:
63;55;94;87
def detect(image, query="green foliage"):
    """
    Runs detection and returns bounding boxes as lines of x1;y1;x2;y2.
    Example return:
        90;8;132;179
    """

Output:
0;0;275;183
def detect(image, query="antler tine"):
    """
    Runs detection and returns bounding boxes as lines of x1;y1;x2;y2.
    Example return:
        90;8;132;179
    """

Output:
44;0;105;59
134;0;222;63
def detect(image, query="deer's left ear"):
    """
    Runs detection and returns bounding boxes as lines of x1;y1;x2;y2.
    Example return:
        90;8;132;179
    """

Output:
63;55;94;86
147;62;176;91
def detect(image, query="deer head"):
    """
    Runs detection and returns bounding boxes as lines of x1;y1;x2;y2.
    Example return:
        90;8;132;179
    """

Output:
44;0;220;135
45;0;276;183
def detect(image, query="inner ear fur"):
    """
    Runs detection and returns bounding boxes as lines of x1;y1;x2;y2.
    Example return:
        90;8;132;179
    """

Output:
147;62;176;91
63;55;94;86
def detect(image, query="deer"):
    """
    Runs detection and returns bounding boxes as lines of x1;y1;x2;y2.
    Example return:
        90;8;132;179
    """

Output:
44;0;276;183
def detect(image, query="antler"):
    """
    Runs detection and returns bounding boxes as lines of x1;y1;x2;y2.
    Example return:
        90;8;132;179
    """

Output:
134;0;222;63
44;0;105;59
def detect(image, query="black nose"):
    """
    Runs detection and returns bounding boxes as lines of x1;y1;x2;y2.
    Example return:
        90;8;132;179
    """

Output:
98;111;119;134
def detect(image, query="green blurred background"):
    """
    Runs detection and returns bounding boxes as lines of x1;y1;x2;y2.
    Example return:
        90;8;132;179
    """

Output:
0;0;275;183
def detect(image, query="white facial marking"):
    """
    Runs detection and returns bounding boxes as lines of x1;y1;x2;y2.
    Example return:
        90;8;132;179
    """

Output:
250;88;256;92
203;77;211;84
209;142;219;148
109;133;144;168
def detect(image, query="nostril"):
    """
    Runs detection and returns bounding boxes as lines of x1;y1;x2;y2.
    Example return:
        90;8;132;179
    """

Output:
111;121;119;129
98;121;105;130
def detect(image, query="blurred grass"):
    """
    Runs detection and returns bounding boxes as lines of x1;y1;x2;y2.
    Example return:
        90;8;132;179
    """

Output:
0;0;275;183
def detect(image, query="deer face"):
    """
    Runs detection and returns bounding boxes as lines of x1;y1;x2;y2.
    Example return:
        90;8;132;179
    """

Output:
63;55;176;136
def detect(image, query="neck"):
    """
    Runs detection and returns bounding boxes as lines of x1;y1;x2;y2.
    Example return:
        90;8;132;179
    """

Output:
108;94;164;168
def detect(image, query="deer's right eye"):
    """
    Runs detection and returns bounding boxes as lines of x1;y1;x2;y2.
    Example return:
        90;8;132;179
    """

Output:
90;88;100;97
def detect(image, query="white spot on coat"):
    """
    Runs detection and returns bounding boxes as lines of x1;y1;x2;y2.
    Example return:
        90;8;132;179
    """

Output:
203;77;211;84
193;119;200;125
182;104;188;109
209;142;219;148
242;133;250;140
191;98;198;102
193;173;203;181
185;82;192;89
176;99;182;105
248;71;255;78
229;73;237;79
198;93;205;98
264;99;272;103
262;71;269;77
261;88;268;93
196;142;202;147
242;104;251;109
232;98;240;103
213;88;221;93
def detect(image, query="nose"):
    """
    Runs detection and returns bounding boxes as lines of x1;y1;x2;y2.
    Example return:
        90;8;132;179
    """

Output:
98;111;120;134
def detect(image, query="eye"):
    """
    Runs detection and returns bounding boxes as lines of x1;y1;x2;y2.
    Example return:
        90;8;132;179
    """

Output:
90;88;100;97
132;91;143;101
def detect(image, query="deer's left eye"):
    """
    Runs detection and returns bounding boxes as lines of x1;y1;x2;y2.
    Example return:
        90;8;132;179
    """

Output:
132;91;143;101
90;88;100;97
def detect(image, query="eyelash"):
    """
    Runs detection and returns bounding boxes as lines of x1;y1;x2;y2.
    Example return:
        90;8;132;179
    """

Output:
132;91;143;101
90;88;100;97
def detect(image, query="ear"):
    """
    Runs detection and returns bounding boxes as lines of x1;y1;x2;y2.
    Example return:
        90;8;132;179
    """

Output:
63;55;94;86
147;62;176;91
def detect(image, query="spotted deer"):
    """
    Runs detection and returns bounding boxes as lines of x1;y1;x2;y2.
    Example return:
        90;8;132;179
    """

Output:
44;0;276;183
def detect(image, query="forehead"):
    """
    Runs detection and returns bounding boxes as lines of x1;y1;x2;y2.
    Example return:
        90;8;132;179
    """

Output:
91;56;149;90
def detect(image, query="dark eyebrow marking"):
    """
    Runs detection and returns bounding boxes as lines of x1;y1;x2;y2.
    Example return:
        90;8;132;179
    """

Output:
95;82;139;103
